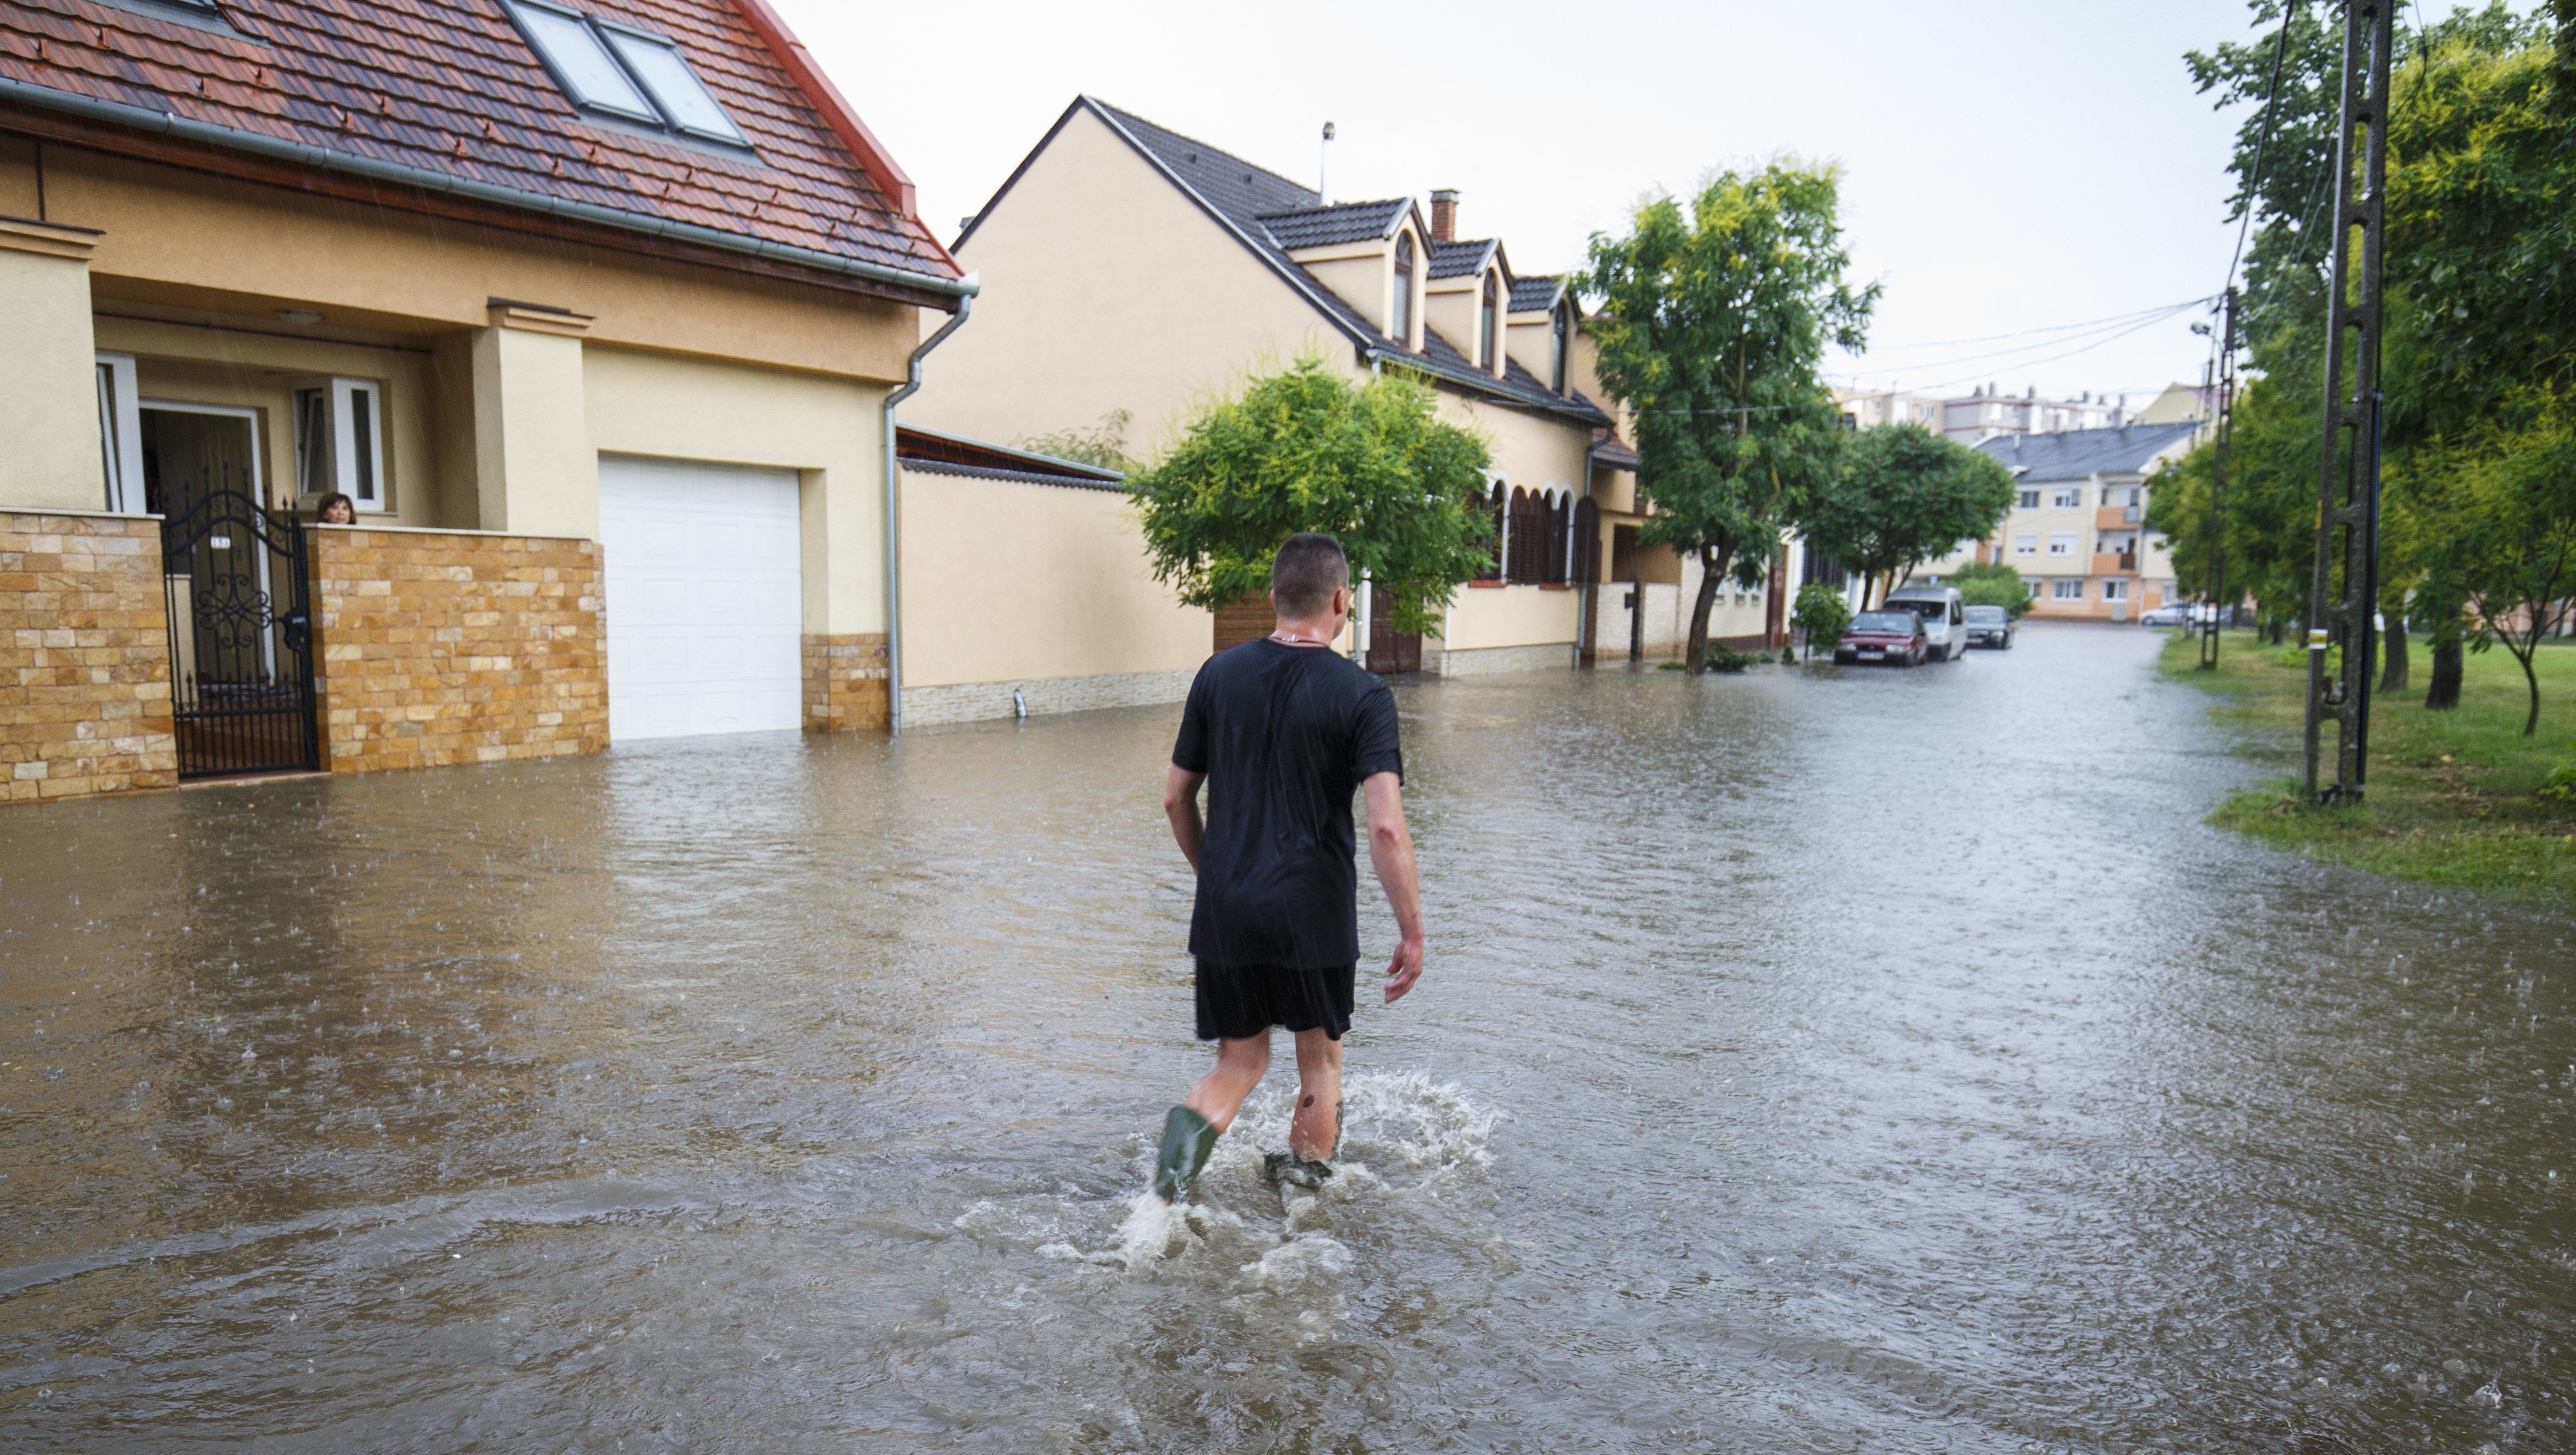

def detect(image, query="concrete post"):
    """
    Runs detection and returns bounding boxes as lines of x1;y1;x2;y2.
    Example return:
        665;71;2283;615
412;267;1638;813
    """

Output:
0;218;107;511
469;304;596;539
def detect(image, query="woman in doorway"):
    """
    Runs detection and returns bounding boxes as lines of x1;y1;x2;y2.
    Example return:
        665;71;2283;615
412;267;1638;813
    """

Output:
314;492;356;525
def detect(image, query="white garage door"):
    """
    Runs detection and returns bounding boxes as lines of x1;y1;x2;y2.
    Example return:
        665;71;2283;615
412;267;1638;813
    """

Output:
599;456;803;741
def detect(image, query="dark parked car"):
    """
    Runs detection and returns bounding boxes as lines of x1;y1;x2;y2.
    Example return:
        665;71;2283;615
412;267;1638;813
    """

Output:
1834;609;1929;666
1963;603;2015;649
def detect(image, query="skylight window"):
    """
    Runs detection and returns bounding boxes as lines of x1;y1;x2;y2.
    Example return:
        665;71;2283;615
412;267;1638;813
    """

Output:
599;27;746;142
505;0;748;147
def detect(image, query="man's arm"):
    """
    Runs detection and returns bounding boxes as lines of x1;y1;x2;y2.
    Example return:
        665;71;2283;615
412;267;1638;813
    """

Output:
1164;765;1208;874
1361;771;1424;1003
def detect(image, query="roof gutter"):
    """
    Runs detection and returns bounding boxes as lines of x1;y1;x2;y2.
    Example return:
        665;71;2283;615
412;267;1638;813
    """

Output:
0;76;976;302
882;287;975;736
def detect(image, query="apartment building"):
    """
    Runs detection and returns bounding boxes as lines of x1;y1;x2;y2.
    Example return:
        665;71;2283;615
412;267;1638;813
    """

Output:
1940;386;2130;445
1925;422;2204;621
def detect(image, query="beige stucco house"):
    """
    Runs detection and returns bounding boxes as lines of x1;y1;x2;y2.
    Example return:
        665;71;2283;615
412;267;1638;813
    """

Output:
0;0;976;803
906;97;1641;702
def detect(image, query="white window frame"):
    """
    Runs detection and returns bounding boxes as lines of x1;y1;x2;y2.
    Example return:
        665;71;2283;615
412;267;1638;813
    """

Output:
2102;579;2128;601
290;376;389;512
2051;577;2085;601
2050;488;2080;509
95;352;145;514
2047;532;2074;556
503;0;748;147
2017;488;2040;509
2012;533;2037;555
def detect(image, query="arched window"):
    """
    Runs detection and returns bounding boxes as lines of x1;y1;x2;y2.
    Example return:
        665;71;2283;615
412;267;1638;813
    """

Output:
1392;234;1415;344
1571;496;1600;583
1550;302;1570;394
1480;478;1506;581
1507;487;1549;583
1545;492;1570;584
1480;273;1500;370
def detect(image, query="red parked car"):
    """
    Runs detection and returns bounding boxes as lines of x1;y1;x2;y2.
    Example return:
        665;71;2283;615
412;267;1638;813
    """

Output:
1834;609;1930;666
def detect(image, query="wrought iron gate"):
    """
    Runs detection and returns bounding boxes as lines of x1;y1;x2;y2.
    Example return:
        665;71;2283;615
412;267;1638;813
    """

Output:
162;486;319;779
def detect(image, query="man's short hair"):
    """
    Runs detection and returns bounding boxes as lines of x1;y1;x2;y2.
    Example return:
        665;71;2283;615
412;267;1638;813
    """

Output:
1271;532;1349;618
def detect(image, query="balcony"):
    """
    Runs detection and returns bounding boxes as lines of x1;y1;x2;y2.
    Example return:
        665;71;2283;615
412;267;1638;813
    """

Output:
2093;551;2137;575
2093;505;2140;529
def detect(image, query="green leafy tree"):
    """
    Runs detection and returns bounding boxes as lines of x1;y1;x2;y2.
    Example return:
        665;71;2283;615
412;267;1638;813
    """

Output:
1801;424;2015;608
2165;2;2570;696
1946;560;2033;618
2443;393;2576;734
1124;359;1494;635
1585;163;1876;674
1016;408;1137;473
1789;581;1852;660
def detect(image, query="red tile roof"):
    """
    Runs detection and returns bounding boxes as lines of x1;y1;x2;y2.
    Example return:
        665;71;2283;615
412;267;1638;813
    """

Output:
0;0;958;288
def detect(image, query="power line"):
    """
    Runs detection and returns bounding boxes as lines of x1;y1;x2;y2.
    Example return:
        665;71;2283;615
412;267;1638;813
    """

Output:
1855;299;2216;353
2226;8;2300;292
1837;301;2207;392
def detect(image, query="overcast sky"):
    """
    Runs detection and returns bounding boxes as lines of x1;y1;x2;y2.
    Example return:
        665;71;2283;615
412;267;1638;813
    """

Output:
779;0;2266;413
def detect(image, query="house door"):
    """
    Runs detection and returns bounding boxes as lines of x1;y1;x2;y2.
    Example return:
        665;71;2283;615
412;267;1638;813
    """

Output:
1365;587;1420;674
145;407;320;779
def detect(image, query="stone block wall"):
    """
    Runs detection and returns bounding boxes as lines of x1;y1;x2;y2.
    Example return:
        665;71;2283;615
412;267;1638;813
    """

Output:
803;633;888;730
0;510;178;803
902;666;1194;727
309;526;604;773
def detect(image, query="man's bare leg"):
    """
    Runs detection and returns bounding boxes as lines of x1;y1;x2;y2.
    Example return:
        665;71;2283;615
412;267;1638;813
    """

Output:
1289;1027;1343;1160
1156;1033;1269;1202
1184;1033;1271;1132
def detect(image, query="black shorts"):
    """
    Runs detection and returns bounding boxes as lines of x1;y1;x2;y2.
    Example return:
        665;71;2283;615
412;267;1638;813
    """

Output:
1195;959;1356;1042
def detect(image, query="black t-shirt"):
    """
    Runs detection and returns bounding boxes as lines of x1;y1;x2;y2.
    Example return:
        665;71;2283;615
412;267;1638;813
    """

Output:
1171;639;1404;968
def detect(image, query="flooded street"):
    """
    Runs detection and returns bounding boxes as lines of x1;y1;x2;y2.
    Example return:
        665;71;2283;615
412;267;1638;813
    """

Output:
2;623;2570;1452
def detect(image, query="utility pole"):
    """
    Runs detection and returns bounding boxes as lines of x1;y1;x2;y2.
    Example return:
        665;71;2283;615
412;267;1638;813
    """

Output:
2303;0;2394;803
2200;286;2236;671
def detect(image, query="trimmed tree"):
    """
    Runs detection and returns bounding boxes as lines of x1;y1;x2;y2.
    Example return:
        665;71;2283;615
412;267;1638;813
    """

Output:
1125;359;1495;636
1947;560;2034;618
1800;423;2016;609
1585;163;1875;674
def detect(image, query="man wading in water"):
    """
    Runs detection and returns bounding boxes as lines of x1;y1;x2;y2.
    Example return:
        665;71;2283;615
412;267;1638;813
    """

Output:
1153;532;1425;1202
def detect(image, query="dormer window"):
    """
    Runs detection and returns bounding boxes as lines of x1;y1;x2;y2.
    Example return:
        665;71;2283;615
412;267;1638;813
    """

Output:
1550;301;1570;394
1479;274;1501;371
506;0;749;147
1392;234;1415;344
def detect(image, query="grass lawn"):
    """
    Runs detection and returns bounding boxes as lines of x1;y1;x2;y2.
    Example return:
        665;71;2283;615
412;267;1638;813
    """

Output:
2160;629;2576;907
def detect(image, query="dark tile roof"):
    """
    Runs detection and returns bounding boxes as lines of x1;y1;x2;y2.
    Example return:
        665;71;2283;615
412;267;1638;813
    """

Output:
1428;237;1495;279
0;0;956;284
1976;422;2204;481
1079;98;1602;426
896;424;1122;487
1510;275;1566;312
1254;198;1408;250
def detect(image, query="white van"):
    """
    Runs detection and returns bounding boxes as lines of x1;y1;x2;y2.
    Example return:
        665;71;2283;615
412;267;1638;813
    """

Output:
1883;585;1969;661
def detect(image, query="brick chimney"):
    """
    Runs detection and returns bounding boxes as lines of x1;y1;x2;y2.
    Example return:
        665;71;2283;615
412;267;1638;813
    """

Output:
1429;189;1458;243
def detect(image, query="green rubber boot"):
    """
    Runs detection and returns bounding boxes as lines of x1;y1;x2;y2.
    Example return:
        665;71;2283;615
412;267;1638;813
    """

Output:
1152;1105;1218;1203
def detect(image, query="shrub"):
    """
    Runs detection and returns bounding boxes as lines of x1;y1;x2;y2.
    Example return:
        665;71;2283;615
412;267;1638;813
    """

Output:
2543;744;2576;805
1947;560;2032;618
1791;582;1853;658
1703;642;1763;673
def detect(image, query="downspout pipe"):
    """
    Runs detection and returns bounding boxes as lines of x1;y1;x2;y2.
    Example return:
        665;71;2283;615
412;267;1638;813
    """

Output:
882;285;975;736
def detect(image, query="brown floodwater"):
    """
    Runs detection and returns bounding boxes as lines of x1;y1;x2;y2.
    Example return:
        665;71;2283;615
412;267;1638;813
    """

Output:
0;623;2569;1452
